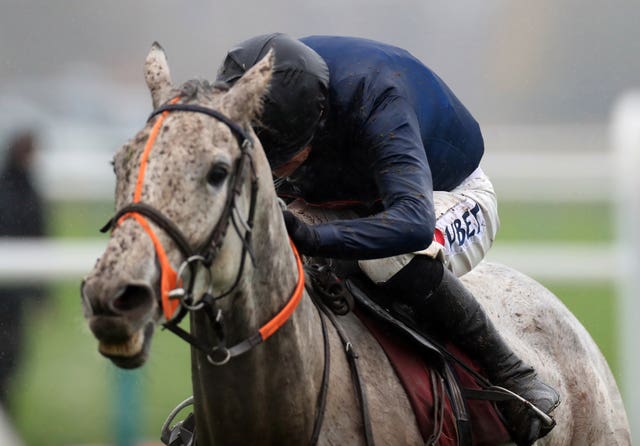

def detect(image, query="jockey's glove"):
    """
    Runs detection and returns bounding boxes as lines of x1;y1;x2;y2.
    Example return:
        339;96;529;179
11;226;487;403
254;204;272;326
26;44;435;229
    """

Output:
283;210;320;256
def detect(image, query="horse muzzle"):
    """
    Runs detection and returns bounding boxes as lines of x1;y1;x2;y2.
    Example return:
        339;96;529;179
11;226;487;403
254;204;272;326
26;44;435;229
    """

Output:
81;277;159;368
94;321;155;369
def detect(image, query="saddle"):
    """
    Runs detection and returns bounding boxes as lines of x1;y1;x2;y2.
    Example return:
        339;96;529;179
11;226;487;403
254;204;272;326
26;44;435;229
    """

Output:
306;262;512;446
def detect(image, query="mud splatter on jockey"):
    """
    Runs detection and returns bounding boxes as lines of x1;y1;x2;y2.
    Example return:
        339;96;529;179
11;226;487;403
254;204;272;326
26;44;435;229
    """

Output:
217;34;560;445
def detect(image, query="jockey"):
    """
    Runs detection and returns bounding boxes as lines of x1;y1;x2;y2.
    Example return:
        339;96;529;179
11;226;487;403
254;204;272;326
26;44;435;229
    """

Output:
217;33;559;444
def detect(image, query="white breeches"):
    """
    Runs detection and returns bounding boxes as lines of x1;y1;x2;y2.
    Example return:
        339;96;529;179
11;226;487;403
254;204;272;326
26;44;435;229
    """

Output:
358;167;500;283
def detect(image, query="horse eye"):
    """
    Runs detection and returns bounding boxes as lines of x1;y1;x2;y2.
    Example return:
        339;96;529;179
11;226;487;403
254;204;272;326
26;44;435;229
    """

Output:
206;163;229;186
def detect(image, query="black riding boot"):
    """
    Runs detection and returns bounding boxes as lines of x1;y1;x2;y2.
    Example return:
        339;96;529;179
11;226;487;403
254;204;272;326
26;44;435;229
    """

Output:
383;257;560;446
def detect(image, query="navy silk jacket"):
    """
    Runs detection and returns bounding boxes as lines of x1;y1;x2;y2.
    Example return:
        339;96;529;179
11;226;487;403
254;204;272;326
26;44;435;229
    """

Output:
279;36;484;259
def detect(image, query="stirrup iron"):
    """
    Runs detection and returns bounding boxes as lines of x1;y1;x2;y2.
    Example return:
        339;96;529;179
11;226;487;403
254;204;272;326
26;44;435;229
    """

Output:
161;396;197;446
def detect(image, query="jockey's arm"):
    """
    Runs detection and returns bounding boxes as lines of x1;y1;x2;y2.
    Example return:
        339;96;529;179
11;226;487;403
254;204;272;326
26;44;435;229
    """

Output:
300;96;435;260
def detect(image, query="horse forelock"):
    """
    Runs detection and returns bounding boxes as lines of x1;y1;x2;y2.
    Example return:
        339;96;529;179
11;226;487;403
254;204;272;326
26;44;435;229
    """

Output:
173;79;227;104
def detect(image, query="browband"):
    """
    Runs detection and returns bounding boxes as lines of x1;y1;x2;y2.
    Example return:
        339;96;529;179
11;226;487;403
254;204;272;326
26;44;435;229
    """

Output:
149;103;251;147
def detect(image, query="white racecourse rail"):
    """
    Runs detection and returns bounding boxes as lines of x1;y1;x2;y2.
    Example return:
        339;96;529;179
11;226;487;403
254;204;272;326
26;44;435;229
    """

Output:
0;238;617;283
612;92;640;440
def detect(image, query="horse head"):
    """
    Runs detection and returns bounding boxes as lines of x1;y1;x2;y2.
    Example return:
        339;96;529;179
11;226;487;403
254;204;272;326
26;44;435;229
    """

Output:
81;43;276;369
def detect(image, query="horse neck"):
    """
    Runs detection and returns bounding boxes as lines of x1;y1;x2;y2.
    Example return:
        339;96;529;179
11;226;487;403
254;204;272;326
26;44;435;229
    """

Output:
190;193;324;445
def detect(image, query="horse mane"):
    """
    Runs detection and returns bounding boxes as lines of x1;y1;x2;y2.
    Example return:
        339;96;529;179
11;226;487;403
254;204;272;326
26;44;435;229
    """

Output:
175;78;268;132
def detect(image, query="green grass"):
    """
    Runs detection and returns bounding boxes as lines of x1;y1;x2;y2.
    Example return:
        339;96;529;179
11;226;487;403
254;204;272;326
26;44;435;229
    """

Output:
496;201;613;243
6;199;619;445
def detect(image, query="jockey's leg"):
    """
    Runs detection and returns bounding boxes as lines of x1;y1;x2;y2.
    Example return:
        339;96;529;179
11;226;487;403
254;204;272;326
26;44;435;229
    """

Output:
358;169;559;445
383;256;560;446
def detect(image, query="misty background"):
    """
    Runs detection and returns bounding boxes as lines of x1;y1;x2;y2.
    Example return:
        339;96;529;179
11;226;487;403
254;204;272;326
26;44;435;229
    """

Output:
1;1;639;444
1;1;638;199
2;1;639;126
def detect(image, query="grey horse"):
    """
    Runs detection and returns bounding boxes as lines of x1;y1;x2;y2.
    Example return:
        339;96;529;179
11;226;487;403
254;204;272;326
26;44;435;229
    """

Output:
81;43;631;445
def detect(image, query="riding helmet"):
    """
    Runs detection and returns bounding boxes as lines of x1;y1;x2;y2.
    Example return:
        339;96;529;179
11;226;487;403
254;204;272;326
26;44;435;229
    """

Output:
216;33;330;169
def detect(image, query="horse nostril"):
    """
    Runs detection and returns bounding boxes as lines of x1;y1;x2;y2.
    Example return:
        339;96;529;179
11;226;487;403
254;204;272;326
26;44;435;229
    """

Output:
111;285;154;316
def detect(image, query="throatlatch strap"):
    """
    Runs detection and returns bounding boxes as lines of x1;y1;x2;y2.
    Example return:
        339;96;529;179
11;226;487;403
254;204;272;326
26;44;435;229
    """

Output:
227;238;305;357
258;239;305;341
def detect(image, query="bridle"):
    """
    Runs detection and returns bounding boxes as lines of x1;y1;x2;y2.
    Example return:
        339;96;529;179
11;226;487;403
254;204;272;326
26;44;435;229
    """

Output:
100;98;305;366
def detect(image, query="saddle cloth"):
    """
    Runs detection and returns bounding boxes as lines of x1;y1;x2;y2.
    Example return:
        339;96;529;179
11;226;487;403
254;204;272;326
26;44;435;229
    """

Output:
355;308;511;445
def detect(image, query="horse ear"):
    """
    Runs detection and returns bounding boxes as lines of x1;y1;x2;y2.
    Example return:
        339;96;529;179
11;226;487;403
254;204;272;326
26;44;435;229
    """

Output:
222;50;274;123
144;42;173;108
